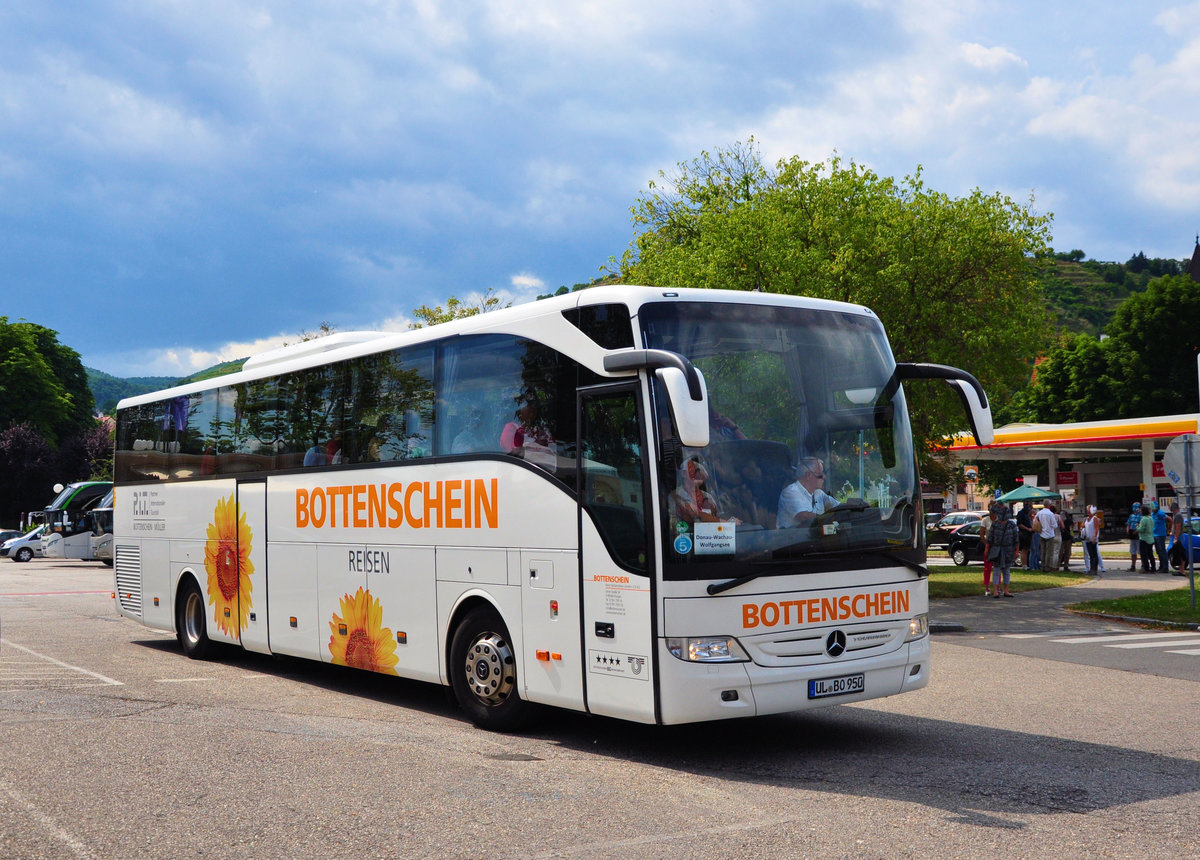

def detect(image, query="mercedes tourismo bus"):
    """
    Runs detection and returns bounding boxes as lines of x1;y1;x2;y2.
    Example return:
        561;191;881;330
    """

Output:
112;286;992;729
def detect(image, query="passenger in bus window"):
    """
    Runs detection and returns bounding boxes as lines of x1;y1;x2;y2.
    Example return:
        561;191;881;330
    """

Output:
304;434;328;467
670;454;740;525
452;407;489;454
777;457;838;528
501;399;557;472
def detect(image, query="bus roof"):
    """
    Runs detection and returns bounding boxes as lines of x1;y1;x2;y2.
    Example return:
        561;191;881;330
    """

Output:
116;285;877;410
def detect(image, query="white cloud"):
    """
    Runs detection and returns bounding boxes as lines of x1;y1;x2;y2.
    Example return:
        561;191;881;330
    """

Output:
960;42;1026;70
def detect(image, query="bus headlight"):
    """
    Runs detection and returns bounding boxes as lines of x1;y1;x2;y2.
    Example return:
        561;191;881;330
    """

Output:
906;614;929;641
666;636;750;662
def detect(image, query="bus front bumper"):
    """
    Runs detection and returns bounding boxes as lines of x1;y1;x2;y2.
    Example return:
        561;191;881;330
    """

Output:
656;634;930;725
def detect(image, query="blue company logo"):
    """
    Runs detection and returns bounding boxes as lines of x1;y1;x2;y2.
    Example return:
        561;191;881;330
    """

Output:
674;534;693;555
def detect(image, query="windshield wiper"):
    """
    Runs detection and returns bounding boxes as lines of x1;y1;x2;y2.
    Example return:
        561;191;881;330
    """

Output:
705;547;927;595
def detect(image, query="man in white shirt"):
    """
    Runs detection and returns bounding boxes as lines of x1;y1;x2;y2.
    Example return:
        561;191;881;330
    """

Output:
777;457;838;528
1035;503;1061;571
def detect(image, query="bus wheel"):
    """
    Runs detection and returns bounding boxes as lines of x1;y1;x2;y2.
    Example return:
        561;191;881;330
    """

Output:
176;578;213;660
14;547;33;563
450;606;528;731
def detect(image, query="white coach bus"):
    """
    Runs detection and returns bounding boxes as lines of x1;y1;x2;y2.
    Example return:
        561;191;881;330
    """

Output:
113;286;991;730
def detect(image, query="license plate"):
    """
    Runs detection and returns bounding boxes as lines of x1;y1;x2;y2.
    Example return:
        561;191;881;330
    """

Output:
808;672;865;699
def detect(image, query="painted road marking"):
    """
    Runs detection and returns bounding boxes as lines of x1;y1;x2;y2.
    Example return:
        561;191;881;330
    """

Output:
0;639;123;689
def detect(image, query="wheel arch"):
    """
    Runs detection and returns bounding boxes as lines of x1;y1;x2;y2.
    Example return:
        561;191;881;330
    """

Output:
442;590;509;685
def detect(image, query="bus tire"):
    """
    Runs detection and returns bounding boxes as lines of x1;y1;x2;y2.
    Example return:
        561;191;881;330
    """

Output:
176;577;213;660
14;547;33;563
449;606;529;731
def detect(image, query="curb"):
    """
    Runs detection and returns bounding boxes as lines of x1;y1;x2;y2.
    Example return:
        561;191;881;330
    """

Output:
930;621;966;634
1066;610;1200;630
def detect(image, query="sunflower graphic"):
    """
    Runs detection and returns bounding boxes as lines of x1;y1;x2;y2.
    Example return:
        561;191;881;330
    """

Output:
328;587;399;675
204;493;254;635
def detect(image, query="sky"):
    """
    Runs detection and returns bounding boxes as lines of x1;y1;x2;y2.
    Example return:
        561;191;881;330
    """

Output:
3;1;1200;379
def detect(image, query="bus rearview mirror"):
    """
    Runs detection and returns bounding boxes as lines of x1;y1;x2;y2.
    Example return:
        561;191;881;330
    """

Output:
656;366;710;448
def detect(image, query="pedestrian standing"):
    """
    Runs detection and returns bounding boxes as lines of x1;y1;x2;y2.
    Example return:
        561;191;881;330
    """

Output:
988;504;1019;598
1082;505;1102;575
1017;502;1034;569
1036;503;1061;572
1058;508;1075;569
1138;503;1156;572
1126;503;1142;570
1169;501;1186;575
1151;501;1169;573
980;506;994;596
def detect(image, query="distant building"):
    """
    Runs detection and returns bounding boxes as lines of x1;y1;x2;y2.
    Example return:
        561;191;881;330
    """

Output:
1191;235;1200;282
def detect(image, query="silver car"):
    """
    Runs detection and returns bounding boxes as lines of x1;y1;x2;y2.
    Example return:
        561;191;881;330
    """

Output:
1;525;47;562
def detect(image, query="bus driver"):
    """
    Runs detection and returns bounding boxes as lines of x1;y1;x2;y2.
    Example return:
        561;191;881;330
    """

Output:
777;457;837;528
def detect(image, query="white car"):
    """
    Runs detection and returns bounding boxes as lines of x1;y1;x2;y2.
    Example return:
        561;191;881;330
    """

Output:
1;525;47;562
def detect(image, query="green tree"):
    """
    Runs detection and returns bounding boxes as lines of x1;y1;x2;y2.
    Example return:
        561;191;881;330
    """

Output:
1105;274;1200;416
1014;274;1200;424
615;142;1053;454
0;317;94;446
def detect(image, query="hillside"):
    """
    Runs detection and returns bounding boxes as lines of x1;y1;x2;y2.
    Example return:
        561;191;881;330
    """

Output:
87;358;247;413
1037;251;1187;336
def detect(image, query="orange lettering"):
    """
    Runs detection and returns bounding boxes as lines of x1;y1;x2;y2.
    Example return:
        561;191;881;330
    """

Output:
368;484;386;528
296;489;310;527
475;478;498;529
424;481;443;529
404;482;423;528
743;603;760;628
353;484;367;528
820;597;837;623
387;483;404;528
896;590;910;614
445;479;463;528
310;488;327;528
761;602;779;627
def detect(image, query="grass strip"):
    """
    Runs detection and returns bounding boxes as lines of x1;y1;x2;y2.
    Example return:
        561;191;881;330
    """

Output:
928;567;1091;599
1066;587;1200;627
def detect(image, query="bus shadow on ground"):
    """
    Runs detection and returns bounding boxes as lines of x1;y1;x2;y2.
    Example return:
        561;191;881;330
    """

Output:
534;707;1200;827
129;638;1200;826
131;636;459;718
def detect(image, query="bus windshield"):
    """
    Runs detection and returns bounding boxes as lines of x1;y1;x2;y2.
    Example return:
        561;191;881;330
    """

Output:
641;300;920;580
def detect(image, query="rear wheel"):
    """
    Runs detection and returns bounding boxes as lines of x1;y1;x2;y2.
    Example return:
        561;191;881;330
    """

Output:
951;546;968;566
14;547;33;563
176;577;213;659
449;606;529;731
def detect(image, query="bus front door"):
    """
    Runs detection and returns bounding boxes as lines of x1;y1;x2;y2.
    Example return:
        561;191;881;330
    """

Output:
577;386;657;724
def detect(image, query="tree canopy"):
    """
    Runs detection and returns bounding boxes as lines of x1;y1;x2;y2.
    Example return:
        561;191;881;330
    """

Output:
1011;274;1200;422
616;141;1054;453
0;317;94;446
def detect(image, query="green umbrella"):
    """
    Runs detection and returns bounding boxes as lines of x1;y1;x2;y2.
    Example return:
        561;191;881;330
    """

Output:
997;484;1062;502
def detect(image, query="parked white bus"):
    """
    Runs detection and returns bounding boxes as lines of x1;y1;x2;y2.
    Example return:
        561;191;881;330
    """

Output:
41;481;112;562
113;286;991;729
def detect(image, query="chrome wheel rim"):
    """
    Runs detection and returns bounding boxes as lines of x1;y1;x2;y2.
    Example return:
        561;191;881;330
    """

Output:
463;631;515;706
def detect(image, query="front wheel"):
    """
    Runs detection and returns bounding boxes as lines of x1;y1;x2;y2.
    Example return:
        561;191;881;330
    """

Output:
176;577;213;659
951;546;968;566
14;547;33;563
449;606;529;731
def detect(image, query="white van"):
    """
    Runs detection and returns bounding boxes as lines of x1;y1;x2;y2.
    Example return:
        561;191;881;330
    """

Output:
1;525;47;563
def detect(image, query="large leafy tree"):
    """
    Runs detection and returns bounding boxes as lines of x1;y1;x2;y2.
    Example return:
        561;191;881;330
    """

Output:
616;142;1053;455
0;317;95;445
1013;274;1200;422
0;318;102;524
